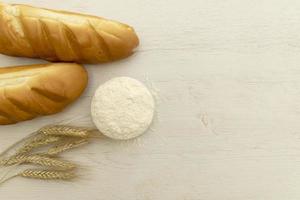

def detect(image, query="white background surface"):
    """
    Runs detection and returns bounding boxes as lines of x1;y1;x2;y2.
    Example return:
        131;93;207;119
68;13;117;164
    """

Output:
1;0;300;199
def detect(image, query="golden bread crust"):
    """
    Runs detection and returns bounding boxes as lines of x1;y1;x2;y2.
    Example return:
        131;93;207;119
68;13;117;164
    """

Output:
0;63;88;125
0;3;139;63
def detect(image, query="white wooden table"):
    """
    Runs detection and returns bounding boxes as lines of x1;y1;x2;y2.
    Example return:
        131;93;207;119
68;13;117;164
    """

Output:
2;0;300;199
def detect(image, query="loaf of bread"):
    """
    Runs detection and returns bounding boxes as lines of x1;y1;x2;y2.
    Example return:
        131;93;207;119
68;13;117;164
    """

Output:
0;3;139;63
0;63;88;125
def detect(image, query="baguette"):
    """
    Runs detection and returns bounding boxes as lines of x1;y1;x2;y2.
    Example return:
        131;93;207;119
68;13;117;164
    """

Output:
0;63;88;125
0;3;139;63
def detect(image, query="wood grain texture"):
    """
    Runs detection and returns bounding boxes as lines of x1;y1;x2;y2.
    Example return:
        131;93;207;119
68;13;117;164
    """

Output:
1;0;300;199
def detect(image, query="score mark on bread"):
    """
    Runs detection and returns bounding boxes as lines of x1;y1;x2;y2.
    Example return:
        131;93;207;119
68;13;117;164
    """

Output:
0;3;139;63
0;63;88;125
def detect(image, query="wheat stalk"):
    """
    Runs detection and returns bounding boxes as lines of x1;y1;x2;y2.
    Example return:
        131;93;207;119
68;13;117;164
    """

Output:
39;125;91;138
15;135;61;155
47;139;89;156
20;169;76;180
0;124;98;185
1;154;76;170
0;131;38;160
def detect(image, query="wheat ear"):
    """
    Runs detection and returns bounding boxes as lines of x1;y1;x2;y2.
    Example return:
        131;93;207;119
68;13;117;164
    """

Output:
20;169;76;180
39;125;91;138
1;155;76;170
47;139;89;156
15;135;61;155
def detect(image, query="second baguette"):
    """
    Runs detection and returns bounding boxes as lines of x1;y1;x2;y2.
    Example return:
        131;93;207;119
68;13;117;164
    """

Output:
0;63;88;125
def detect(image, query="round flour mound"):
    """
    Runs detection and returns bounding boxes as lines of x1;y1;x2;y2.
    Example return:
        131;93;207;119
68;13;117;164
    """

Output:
91;77;155;140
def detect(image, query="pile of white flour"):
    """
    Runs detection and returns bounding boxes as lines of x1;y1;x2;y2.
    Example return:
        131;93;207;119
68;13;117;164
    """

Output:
91;77;155;140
